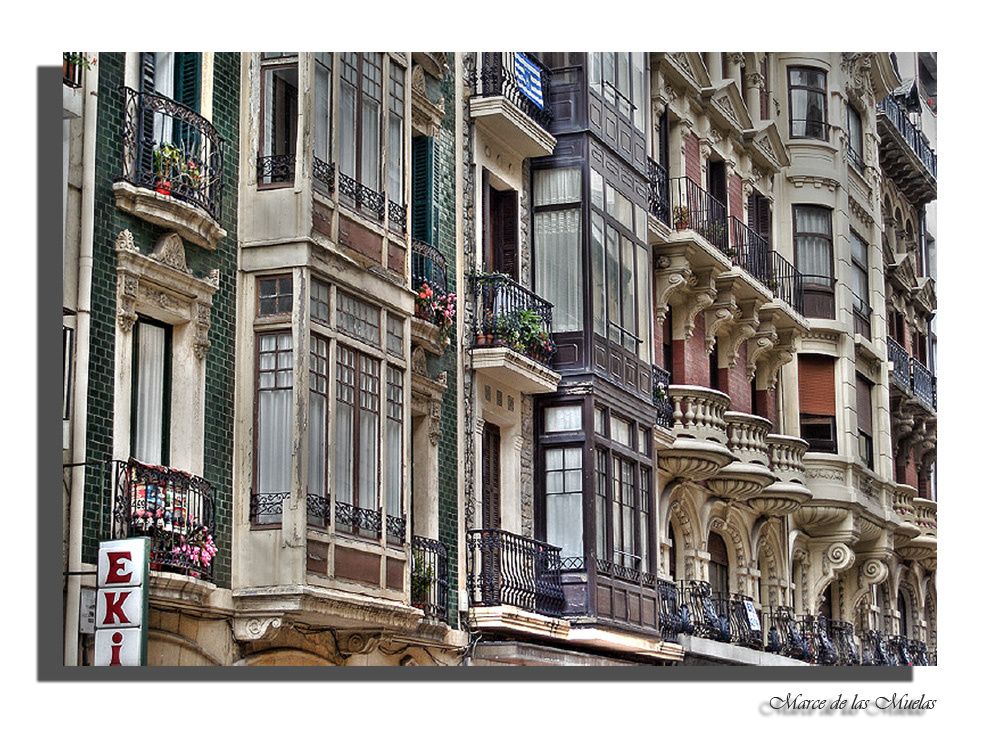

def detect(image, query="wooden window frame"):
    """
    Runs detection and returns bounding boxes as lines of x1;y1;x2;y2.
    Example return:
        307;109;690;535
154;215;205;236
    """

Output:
788;66;829;141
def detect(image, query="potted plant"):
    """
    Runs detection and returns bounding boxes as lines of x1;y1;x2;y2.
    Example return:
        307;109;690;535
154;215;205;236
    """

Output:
414;282;457;343
179;156;203;191
411;552;437;604
152;142;182;195
673;204;689;230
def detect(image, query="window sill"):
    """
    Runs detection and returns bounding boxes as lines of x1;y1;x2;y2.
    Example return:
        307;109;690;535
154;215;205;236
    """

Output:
113;181;226;250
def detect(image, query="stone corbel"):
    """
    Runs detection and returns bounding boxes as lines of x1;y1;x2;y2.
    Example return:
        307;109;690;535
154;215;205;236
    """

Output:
755;329;798;390
678;268;719;338
653;253;694;325
117;273;139;332
704;287;739;354
193;300;212;360
822;541;856;579
428;397;443;446
858;557;889;589
336;631;382;657
717;297;762;368
746;316;778;381
234;616;283;642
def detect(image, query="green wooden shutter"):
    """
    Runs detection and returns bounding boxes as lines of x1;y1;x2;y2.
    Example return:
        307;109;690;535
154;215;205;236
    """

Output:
174;52;201;112
411;136;434;243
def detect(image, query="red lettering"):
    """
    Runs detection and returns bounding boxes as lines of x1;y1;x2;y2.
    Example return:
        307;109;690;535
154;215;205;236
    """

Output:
102;591;131;625
105;551;133;584
109;632;123;666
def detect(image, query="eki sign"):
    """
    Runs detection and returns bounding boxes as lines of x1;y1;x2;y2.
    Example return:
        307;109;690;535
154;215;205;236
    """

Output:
95;538;149;666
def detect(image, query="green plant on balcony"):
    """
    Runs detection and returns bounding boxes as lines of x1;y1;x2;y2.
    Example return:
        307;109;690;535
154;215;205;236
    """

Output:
702;221;727;246
411;551;437;603
673;204;689;229
497;307;554;362
152;142;183;194
415;282;457;343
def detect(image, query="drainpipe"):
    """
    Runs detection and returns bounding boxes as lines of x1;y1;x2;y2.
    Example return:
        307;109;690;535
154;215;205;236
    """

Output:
64;56;99;666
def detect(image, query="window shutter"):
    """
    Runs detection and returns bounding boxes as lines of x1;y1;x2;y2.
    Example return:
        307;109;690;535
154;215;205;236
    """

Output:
411;136;434;243
497;189;519;278
139;53;157;173
798;354;836;415
174;52;201;112
856;374;873;435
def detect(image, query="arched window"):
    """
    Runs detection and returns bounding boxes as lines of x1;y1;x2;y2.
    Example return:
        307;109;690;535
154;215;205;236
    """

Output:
707;532;729;597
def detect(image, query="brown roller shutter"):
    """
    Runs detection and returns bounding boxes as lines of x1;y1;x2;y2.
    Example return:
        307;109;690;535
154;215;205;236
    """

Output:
856;374;873;435
798;354;836;415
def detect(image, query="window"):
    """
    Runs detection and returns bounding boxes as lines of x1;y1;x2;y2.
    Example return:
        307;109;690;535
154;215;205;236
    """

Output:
254;332;293;525
339;52;382;193
798;354;837;453
544;447;584;560
856;374;874;470
534;167;582;332
387;62;405;214
310;278;330;324
589;170;652;359
788;67;828;140
132;317;171;466
851;231;871;338
313;52;334;190
593;413;653;574
588;52;646;132
258;274;293;316
794;205;834;319
847;103;864;169
385;365;404;540
707;532;729;597
335;344;380;535
259;53;298;185
308;335;329;526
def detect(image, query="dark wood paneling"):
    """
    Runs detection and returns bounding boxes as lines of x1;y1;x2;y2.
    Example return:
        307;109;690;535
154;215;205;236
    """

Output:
334;546;381;585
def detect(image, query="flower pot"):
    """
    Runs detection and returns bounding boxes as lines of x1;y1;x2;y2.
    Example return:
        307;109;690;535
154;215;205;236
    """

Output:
156;179;172;196
674;220;688;230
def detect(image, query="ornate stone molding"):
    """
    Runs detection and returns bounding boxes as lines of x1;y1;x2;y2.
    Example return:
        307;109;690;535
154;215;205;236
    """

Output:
841;52;876;105
704;288;739;354
858;557;889;588
823;541;856;577
234;616;283;642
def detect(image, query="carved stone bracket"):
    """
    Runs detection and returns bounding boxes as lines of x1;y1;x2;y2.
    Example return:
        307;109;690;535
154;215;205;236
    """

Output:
754;329;798;390
858;557;889;589
747;317;778;380
716;297;762;368
704;287;739;354
234;616;283;642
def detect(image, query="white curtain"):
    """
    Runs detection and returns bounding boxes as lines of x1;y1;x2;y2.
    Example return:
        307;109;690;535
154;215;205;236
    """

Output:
535;208;582;332
545;447;583;560
258;333;293;499
134;321;167;465
313;54;331;162
795;207;832;283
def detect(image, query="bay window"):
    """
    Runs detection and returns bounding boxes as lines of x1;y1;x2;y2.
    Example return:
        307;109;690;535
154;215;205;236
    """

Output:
789;67;828;140
794;205;835;319
533;167;583;332
254;331;293;525
259;53;298;185
339;52;382;194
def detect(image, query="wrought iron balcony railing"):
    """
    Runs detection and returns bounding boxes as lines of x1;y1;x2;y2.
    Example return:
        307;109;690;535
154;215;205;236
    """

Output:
657;579;683;642
789;119;831;141
798;614;840;665
647;158;670;224
339;170;386;220
110;458;217;581
412;238;449;322
879;95;937;178
313;156;336;192
677;581;731;642
120;87;224;221
908;639;931;666
474;52;552;130
652;365;674;428
411;535;449;621
860;628;894;666
669;177;728;251
763;606;813;661
830;619;861;665
726;593;764;649
472;272;556;366
727;216;770;281
852;291;872;340
466;528;565;618
887;337;937;410
769;251;806;315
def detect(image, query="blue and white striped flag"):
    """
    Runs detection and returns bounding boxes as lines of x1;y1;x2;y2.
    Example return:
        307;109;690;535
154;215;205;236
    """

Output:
514;52;544;110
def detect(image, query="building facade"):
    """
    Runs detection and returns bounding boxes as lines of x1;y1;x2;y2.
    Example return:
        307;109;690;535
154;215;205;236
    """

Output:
61;50;936;667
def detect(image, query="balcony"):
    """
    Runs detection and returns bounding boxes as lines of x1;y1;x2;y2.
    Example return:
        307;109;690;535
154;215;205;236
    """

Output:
745;434;812;516
668;176;728;252
470;52;556;160
894;484;936;562
411;238;452;355
411;535;449;621
115;87;226;249
762;608;863;665
669;582;764;649
657;386;734;482
706;412;776;500
109;459;217;583
466;529;565;619
470;272;560;395
888;336;937;411
877;95;936;206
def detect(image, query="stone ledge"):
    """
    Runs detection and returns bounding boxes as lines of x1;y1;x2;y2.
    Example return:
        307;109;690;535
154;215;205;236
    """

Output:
113;180;226;250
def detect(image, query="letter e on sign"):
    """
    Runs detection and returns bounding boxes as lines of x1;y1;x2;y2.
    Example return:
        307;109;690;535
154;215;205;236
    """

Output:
98;538;147;588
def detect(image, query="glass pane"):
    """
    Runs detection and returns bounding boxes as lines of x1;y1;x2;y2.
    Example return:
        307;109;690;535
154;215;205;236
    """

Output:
534;208;582;332
134;322;167;465
591;215;606;337
535;168;582;206
544;404;583;432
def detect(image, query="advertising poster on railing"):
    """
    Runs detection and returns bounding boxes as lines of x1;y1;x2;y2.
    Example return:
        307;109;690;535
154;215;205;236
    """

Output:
94;538;149;666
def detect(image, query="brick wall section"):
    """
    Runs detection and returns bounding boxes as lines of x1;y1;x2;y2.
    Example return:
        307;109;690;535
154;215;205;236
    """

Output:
755;387;777;422
82;53;238;587
719;341;752;413
424;55;459;627
672;313;710;387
